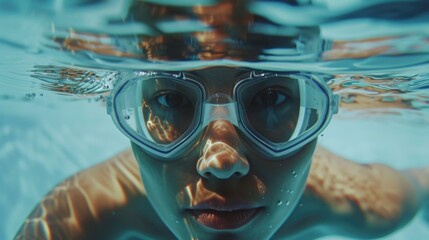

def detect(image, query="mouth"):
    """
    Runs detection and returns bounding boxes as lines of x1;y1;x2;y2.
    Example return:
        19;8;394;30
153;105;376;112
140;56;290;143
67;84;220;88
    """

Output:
188;207;261;230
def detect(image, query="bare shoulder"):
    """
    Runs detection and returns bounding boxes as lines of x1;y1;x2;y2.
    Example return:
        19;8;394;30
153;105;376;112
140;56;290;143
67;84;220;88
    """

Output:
15;149;174;240
16;146;427;239
275;146;422;239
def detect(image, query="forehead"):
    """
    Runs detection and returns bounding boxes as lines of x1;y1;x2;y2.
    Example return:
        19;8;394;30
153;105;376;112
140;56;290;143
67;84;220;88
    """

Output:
188;67;250;92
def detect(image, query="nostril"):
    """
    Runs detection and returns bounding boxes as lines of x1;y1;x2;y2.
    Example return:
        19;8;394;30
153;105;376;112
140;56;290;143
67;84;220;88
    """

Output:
203;171;242;179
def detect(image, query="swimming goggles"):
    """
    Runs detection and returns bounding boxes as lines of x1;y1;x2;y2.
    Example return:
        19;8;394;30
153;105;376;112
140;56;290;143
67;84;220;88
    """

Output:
107;71;339;159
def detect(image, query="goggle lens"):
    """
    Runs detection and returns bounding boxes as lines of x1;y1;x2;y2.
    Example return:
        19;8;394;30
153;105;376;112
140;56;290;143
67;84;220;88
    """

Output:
110;72;335;158
236;74;328;152
113;75;203;150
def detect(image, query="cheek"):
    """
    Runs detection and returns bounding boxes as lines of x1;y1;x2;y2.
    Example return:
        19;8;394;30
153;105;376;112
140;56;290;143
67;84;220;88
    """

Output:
252;141;315;218
271;162;311;206
250;157;312;235
254;142;314;191
132;143;197;202
137;160;188;198
259;158;311;205
133;146;203;238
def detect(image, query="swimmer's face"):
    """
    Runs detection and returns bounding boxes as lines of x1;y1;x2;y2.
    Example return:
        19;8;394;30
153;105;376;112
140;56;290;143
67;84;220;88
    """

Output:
132;67;317;239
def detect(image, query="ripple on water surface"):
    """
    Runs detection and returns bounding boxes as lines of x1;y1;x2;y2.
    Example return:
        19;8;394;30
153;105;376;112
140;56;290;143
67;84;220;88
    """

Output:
0;0;428;123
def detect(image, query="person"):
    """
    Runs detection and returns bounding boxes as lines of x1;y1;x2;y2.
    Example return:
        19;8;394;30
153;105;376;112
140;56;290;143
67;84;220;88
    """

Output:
13;1;429;239
15;66;429;240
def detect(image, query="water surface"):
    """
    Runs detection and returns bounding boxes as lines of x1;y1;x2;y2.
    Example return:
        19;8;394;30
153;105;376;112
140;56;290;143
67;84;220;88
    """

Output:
1;0;429;239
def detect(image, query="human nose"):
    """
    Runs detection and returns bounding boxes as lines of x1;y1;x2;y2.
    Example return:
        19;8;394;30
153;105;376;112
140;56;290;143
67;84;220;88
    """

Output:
196;120;250;179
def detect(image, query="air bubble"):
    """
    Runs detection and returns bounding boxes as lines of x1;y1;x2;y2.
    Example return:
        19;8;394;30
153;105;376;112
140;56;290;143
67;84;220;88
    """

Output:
292;170;298;178
124;114;130;120
285;201;290;206
268;225;273;229
95;95;104;102
258;185;266;194
277;200;283;206
89;76;96;83
25;93;36;101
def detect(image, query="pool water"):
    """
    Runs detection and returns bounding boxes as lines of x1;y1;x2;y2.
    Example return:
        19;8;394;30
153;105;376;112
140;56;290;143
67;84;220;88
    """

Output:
1;0;429;239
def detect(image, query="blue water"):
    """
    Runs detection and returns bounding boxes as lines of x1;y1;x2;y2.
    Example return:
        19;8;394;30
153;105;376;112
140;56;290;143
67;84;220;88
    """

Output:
1;0;429;239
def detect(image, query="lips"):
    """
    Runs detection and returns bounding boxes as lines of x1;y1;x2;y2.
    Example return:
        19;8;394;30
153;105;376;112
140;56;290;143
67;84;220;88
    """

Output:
189;207;260;229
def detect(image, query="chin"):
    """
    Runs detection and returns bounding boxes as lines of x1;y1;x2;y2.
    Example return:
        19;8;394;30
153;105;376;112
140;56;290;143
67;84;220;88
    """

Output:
167;210;281;240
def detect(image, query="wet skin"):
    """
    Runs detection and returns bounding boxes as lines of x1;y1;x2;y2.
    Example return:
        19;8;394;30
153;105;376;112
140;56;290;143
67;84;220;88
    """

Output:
132;67;317;239
15;68;426;240
15;146;425;240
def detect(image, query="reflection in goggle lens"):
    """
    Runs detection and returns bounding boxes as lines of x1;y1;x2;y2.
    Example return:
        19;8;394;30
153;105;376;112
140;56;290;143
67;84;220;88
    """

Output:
141;78;197;144
238;76;301;143
111;72;331;158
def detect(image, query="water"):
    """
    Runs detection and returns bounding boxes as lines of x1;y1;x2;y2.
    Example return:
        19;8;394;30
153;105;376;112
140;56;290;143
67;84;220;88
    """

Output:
1;0;429;239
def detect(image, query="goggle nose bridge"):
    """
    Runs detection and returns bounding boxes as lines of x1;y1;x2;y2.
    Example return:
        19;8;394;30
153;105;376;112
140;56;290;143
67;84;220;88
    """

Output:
201;93;239;127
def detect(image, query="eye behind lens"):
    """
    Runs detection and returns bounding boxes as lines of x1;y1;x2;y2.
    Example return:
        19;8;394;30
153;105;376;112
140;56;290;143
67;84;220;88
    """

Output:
251;87;290;110
153;91;192;109
238;82;301;144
